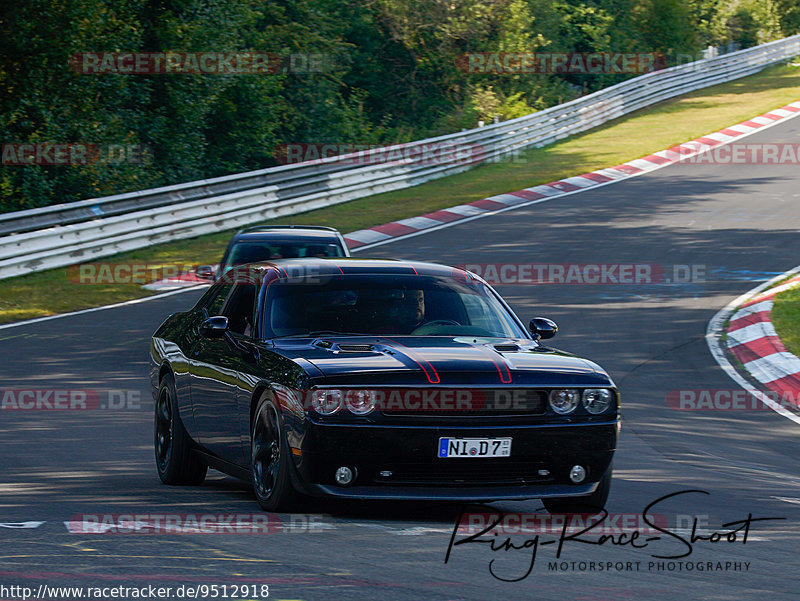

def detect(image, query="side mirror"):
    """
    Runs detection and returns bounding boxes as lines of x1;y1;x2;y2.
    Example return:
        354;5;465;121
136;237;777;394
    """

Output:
196;265;216;281
200;316;229;338
529;317;558;341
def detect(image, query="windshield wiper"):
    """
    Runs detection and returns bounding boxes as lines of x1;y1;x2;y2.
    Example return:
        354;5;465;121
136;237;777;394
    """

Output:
271;330;363;339
308;330;363;337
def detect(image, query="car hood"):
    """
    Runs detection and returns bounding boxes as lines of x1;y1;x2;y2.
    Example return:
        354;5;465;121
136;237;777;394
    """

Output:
270;336;613;387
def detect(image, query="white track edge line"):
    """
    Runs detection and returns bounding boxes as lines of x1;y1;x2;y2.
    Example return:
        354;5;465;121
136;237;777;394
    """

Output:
706;264;800;426
352;105;800;252
0;284;209;331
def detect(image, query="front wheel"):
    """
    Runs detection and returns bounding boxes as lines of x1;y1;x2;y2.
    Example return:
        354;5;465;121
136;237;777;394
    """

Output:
154;372;207;485
251;394;299;511
542;464;612;514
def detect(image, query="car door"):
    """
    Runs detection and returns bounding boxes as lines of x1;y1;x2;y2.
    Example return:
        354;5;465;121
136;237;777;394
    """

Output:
188;282;256;467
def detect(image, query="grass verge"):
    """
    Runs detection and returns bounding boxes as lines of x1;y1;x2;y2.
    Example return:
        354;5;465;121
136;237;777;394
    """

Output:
770;283;800;357
1;61;800;324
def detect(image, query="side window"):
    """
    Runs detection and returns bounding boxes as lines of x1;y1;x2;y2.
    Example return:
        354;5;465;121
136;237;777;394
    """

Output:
459;292;493;331
221;284;258;336
204;284;233;317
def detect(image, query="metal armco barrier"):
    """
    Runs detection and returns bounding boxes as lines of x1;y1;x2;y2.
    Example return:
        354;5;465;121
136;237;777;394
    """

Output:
1;35;798;279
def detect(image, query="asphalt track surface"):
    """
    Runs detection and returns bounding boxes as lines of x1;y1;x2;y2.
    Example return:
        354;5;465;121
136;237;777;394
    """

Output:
2;116;800;601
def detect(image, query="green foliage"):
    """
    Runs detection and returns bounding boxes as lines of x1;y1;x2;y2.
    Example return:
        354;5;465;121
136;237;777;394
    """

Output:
728;0;783;46
0;0;795;212
776;0;800;36
634;0;701;57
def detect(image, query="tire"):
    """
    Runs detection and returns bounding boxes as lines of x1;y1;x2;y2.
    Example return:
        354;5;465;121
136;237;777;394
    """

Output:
154;372;207;485
251;393;299;512
542;464;612;514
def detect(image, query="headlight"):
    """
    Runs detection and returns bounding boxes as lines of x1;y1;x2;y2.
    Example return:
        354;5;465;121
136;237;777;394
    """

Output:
345;389;376;416
582;388;614;414
549;389;580;414
312;389;342;415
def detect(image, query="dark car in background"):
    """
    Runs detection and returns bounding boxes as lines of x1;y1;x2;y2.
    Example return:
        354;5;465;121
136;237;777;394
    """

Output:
196;225;350;281
150;258;619;512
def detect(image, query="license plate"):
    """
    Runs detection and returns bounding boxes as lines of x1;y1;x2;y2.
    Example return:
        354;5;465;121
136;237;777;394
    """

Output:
438;437;511;458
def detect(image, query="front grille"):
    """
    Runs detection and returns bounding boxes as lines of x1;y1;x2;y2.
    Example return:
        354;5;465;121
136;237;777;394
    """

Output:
381;388;547;417
374;461;553;486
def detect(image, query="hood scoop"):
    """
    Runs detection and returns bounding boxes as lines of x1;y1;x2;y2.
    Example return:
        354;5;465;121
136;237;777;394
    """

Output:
493;344;521;352
338;344;375;352
313;339;376;353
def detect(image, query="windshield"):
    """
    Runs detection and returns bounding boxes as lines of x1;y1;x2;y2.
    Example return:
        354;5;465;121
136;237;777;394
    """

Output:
262;274;526;338
223;239;345;271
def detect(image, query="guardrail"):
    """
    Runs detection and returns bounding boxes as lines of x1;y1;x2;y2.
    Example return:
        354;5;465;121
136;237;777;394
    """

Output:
1;35;799;279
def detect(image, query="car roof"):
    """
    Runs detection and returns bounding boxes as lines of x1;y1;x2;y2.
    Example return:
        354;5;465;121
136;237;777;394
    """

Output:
218;257;477;283
232;225;342;242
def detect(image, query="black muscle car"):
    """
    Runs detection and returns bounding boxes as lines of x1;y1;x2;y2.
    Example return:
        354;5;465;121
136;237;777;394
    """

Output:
150;258;619;512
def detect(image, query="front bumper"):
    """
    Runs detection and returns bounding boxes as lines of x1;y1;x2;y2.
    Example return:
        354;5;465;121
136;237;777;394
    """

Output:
289;418;619;500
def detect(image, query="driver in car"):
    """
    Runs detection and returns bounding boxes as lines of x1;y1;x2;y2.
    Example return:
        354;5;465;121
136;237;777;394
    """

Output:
392;289;425;333
358;289;425;334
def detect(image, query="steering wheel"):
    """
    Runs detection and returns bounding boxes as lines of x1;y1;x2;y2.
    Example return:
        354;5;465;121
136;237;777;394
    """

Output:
411;319;461;335
423;319;460;326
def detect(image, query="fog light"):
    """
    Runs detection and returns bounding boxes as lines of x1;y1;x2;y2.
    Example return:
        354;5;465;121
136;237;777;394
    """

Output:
569;465;586;483
335;466;354;486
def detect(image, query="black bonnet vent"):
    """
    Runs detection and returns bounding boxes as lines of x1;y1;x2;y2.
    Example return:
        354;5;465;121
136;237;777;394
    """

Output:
493;344;520;352
337;344;374;352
